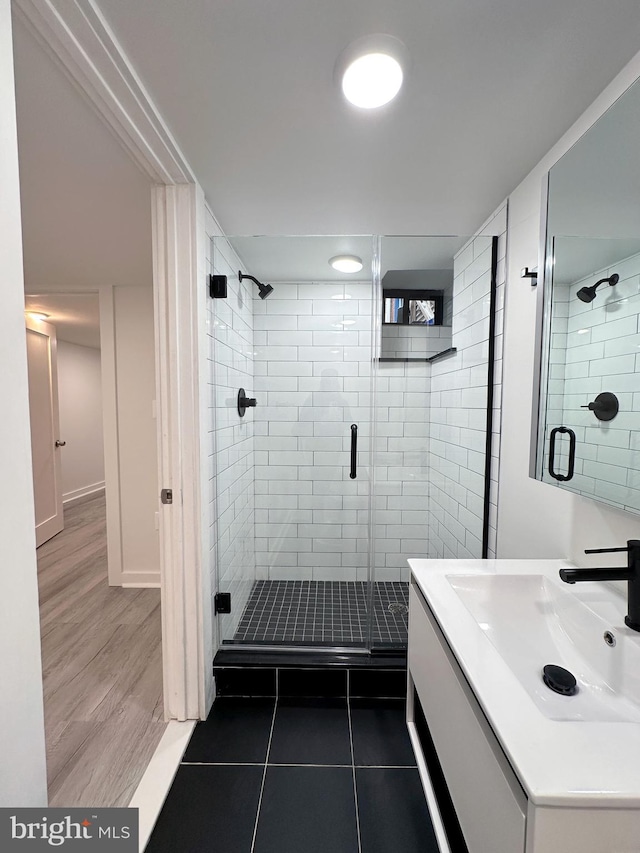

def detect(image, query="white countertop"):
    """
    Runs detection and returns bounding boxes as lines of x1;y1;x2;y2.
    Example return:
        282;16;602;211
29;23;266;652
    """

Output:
409;558;640;808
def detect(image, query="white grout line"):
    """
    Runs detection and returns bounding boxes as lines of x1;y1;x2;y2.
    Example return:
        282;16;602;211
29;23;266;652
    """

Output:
128;720;195;853
346;671;363;853
249;698;278;853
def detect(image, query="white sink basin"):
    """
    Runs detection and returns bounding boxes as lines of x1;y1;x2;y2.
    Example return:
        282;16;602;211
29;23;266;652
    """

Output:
446;573;640;723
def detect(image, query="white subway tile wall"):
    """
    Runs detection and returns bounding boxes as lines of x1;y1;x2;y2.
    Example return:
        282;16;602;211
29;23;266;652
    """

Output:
253;281;374;582
373;359;430;580
428;205;507;559
208;234;257;639
380;324;453;360
544;250;640;512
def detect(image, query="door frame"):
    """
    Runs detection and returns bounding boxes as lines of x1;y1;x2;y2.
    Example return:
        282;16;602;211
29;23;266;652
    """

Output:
14;0;210;720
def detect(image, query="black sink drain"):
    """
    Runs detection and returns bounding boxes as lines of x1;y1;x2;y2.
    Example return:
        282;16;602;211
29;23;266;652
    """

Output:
542;664;578;696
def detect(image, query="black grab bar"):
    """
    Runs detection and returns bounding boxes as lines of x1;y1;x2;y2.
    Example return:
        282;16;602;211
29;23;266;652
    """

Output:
350;424;358;479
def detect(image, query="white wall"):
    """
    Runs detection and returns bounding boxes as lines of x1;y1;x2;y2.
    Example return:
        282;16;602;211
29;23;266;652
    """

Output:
498;51;640;562
0;0;47;805
57;339;105;503
101;284;160;586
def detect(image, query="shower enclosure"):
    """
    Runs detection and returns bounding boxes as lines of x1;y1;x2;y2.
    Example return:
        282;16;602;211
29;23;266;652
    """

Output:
209;233;498;654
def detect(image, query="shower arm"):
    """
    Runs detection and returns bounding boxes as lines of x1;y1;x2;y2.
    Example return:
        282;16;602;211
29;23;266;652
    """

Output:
239;271;263;289
593;275;617;292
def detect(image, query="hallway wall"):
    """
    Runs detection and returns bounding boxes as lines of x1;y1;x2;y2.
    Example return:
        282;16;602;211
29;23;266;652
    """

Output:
100;284;160;587
57;339;105;503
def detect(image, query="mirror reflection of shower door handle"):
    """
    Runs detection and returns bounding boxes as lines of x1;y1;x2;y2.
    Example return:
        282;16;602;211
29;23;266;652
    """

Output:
548;426;576;482
350;424;358;479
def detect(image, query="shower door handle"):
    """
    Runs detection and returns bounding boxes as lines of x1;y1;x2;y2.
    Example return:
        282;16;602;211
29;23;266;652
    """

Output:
350;424;358;479
548;426;576;482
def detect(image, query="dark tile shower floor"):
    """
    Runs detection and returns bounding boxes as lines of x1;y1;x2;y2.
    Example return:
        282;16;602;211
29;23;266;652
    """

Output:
228;580;409;648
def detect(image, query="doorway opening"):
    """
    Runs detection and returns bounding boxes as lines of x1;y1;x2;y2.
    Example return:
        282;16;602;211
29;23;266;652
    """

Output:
23;289;166;807
14;11;168;805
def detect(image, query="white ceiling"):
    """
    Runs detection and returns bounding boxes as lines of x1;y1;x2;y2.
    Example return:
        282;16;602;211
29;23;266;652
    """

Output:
94;0;640;236
25;293;101;349
12;16;153;295
227;234;467;282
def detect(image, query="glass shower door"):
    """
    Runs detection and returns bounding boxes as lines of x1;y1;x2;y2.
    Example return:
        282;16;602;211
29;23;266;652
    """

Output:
369;235;498;651
211;235;376;649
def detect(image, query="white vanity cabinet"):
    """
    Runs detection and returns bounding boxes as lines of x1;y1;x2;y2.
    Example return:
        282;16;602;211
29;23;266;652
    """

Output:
407;574;640;853
408;581;527;852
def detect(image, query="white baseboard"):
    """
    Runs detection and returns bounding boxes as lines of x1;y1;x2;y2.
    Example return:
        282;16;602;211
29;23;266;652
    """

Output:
122;572;161;588
128;720;195;851
63;482;106;506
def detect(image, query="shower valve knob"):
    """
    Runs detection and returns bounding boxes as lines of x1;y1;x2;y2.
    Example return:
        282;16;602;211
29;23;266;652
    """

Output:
580;392;619;421
237;388;257;417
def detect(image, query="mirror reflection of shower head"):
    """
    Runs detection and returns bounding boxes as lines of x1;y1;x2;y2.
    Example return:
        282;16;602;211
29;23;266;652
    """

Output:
576;273;619;303
239;270;274;299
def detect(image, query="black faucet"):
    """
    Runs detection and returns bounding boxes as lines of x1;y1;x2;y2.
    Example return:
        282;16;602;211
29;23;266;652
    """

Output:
559;539;640;632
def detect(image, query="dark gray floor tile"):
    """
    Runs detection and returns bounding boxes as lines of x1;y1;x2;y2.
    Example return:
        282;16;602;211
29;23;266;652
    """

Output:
145;764;263;853
278;668;347;697
350;698;416;766
349;668;407;698
356;768;439;853
254;766;358;853
214;666;276;696
182;697;275;763
268;698;352;765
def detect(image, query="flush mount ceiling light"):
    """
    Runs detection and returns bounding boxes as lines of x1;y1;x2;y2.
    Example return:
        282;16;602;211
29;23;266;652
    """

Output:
336;35;407;109
329;255;363;273
26;311;49;322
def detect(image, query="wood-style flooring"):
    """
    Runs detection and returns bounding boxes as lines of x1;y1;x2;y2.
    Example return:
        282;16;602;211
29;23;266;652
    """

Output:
37;491;166;807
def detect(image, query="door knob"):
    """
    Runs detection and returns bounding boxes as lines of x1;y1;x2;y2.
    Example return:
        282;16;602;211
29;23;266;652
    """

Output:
55;440;66;447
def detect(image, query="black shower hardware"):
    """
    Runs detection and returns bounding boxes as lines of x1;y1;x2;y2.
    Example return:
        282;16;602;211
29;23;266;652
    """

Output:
237;388;257;417
576;273;619;303
521;267;538;286
350;424;358;479
239;270;274;300
559;540;640;632
581;392;619;421
548;426;576;482
209;274;227;298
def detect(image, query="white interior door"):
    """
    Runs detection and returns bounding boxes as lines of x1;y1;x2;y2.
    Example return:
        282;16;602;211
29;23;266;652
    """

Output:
26;316;64;546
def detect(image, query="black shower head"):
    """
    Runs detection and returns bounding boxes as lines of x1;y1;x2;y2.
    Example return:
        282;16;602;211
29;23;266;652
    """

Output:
576;273;619;303
239;271;274;299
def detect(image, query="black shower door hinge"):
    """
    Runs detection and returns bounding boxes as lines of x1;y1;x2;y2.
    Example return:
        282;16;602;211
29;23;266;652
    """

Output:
215;593;232;614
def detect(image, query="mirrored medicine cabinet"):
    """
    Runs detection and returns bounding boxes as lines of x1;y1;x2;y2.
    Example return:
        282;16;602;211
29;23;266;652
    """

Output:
533;74;640;514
